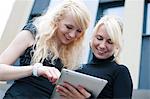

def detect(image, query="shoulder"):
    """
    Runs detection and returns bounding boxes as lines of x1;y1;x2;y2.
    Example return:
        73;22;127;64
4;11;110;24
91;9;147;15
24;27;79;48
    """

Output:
112;65;133;98
22;22;37;39
16;29;35;47
116;65;130;73
113;64;132;80
111;62;130;73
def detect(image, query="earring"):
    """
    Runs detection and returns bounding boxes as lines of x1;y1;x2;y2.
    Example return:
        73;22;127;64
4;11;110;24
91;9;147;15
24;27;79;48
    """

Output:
89;41;92;48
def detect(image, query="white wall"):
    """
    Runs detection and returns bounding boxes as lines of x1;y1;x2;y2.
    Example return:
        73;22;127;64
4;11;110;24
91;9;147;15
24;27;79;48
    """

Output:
0;0;35;53
120;0;145;89
0;0;15;39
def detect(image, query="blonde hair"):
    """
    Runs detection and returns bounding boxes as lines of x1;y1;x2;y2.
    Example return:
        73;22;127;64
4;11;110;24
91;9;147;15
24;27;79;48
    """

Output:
32;0;90;69
92;15;123;63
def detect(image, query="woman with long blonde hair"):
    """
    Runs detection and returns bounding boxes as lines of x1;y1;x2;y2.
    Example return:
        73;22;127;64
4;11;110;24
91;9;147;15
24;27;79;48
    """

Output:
0;0;90;98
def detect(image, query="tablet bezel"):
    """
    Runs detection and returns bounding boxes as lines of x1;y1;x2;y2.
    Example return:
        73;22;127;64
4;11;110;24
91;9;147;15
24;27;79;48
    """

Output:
51;69;108;98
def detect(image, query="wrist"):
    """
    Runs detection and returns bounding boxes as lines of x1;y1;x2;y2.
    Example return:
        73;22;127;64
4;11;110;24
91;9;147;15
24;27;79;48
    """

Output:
32;63;43;77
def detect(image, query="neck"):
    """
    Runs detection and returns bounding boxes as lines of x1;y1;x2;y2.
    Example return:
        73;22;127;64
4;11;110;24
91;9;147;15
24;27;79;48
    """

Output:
89;53;114;64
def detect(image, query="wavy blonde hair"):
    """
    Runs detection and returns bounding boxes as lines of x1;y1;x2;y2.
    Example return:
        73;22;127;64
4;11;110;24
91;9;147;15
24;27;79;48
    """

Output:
32;0;90;69
92;15;123;63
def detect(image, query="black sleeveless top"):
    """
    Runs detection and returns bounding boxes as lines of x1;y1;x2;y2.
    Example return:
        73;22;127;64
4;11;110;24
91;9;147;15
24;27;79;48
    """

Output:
4;23;63;99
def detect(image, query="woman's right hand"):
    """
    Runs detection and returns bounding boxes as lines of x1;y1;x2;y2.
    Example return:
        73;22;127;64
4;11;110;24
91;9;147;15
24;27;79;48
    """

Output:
37;66;61;83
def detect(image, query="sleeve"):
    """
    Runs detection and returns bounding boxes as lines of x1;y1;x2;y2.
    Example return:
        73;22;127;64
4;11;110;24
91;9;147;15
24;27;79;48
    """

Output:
113;66;133;99
22;22;37;39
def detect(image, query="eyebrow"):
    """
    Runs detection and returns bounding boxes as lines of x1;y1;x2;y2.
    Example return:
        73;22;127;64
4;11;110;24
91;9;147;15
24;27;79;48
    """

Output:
96;34;102;37
96;34;111;40
65;24;74;27
65;24;82;31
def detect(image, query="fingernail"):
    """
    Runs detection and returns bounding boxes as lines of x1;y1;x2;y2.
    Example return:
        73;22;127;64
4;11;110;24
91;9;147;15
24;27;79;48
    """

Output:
78;85;84;88
56;89;59;92
77;86;82;89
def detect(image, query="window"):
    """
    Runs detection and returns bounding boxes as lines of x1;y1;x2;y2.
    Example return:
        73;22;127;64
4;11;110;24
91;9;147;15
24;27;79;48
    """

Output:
139;0;150;89
96;0;124;22
103;7;124;19
29;0;50;21
146;3;150;34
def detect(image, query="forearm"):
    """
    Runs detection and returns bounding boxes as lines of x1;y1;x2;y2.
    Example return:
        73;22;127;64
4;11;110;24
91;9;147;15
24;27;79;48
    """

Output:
0;64;33;81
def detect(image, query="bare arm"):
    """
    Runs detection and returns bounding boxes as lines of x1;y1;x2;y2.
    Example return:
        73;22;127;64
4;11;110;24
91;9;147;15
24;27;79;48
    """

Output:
0;64;60;82
0;30;34;64
0;30;34;80
0;30;61;82
0;64;33;81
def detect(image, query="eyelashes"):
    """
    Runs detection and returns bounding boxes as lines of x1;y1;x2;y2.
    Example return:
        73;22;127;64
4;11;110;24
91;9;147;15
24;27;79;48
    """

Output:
65;25;72;29
65;24;82;33
96;36;113;44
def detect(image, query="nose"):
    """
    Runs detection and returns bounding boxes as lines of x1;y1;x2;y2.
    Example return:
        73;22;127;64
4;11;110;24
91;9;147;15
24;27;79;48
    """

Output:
68;30;76;38
99;41;106;49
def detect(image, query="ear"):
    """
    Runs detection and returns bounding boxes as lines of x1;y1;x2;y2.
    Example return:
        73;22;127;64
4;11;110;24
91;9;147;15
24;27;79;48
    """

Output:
114;46;120;57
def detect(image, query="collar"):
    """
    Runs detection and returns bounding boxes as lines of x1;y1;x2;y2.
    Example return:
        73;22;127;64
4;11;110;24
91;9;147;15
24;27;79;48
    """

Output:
89;53;115;64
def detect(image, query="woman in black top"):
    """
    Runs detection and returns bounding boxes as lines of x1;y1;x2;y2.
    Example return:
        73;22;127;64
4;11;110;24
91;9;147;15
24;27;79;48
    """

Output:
0;0;90;98
56;15;133;99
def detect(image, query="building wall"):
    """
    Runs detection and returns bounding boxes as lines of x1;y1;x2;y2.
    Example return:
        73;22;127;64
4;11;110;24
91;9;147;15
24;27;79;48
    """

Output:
120;0;145;89
0;0;35;53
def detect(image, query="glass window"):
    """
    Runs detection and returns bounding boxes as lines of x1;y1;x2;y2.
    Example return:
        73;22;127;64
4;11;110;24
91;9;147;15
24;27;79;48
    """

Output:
146;3;150;34
99;6;124;23
103;7;124;19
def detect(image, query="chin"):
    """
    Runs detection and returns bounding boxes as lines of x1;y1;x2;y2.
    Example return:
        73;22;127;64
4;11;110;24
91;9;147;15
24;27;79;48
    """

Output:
95;54;108;59
61;41;70;45
95;55;102;59
98;56;107;59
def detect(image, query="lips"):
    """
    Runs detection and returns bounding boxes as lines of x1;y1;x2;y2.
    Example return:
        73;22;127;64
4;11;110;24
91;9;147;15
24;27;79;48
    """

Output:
97;48;107;55
64;34;71;40
98;51;105;55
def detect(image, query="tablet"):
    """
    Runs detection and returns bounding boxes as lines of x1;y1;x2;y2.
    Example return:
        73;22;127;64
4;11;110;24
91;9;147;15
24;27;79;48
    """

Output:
51;69;108;98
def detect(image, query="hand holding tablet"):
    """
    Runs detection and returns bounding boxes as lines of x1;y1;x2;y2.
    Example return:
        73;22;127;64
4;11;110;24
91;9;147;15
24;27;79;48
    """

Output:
51;69;108;98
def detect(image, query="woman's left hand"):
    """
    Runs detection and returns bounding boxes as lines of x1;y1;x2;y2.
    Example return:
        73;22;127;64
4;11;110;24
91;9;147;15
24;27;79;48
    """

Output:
56;82;91;99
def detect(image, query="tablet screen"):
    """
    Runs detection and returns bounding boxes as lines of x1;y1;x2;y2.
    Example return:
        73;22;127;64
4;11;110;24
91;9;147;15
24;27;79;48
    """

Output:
51;69;108;98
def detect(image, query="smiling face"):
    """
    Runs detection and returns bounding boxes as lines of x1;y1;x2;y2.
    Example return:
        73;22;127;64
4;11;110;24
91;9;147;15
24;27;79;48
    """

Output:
56;13;83;46
91;24;115;59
